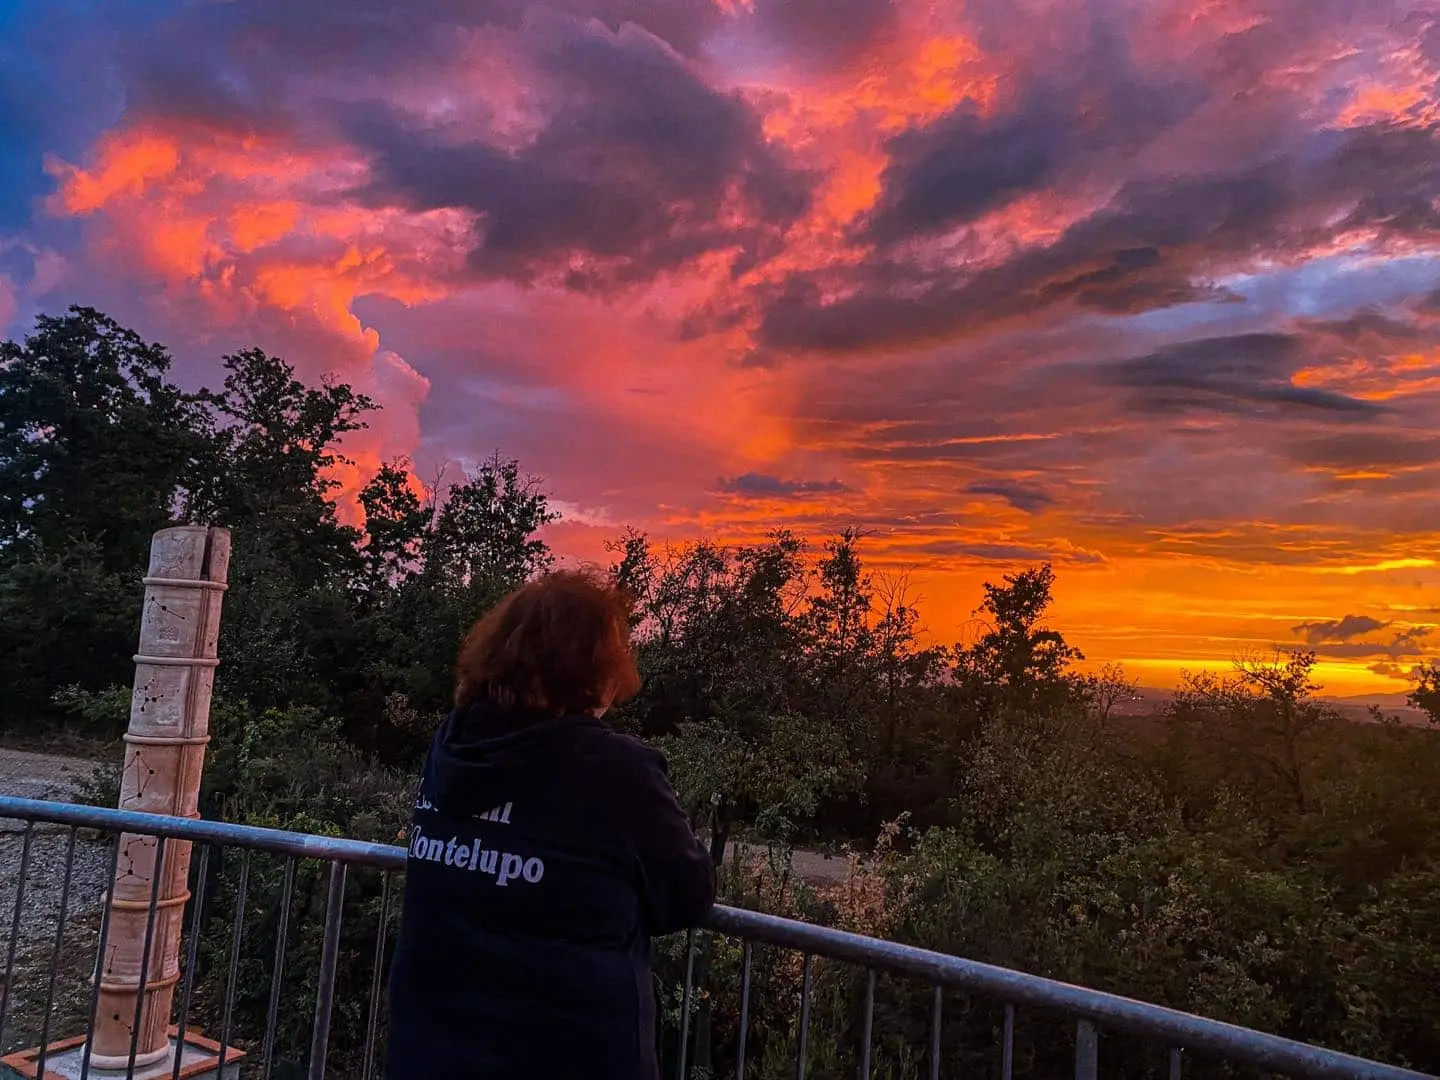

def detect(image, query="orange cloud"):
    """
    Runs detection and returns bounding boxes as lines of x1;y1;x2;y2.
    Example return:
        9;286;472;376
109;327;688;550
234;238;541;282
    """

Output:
49;130;181;215
1293;347;1440;401
45;123;448;507
755;13;999;241
15;0;1440;698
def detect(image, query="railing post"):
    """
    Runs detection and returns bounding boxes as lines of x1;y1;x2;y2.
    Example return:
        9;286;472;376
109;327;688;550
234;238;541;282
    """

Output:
677;929;697;1080
0;823;35;1044
309;861;348;1080
1075;1019;1099;1080
859;969;875;1080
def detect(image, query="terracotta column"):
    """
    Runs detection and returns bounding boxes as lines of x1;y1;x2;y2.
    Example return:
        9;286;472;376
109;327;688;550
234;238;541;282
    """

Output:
88;526;230;1070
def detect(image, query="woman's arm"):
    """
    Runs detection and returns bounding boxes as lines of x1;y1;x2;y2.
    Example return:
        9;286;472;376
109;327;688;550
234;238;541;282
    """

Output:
622;743;716;935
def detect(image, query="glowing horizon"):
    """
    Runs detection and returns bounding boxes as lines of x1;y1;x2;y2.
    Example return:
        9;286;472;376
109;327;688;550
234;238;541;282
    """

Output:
2;0;1437;697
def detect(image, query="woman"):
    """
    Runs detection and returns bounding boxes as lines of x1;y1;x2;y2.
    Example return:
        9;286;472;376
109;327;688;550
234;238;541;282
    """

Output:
385;571;715;1080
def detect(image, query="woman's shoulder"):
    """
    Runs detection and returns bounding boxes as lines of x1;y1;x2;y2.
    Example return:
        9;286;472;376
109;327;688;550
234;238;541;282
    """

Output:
562;726;681;837
574;722;668;774
559;727;675;811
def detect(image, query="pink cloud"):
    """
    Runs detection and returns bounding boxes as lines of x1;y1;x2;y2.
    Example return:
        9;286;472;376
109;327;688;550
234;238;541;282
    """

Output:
7;0;1440;690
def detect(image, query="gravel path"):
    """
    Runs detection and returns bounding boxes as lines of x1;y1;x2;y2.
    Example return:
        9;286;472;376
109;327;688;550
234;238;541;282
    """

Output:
729;841;850;885
0;749;114;1054
0;747;110;802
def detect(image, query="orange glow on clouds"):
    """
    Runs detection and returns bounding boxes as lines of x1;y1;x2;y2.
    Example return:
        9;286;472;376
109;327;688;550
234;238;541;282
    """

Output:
10;0;1440;696
45;124;448;508
757;17;998;235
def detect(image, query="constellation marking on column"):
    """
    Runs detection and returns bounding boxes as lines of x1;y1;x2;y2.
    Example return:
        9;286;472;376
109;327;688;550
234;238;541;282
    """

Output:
116;834;157;888
145;593;191;645
135;670;179;720
121;749;157;806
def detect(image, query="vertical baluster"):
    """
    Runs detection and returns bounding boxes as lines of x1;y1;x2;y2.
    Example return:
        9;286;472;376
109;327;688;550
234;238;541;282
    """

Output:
859;969;875;1080
308;861;347;1080
0;822;35;1043
1169;1046;1183;1080
361;872;393;1080
1074;1019;1098;1080
82;833;125;1080
676;929;697;1080
34;828;79;1076
735;942;752;1080
929;986;943;1080
126;835;168;1080
216;850;250;1072
1001;1004;1015;1080
796;955;813;1080
169;844;211;1080
260;856;298;1080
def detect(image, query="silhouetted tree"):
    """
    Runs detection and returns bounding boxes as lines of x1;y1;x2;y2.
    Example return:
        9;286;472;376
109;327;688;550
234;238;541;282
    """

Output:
1408;664;1440;726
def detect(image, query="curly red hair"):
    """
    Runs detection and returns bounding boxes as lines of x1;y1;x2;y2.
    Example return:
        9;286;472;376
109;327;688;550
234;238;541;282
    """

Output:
454;570;641;716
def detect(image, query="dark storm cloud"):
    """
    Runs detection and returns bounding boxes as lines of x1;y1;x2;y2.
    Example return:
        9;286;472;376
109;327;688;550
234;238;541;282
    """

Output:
1368;661;1425;679
1292;614;1390;644
1305;309;1434;344
342;19;812;289
860;103;1073;245
1321;122;1440;237
1309;627;1433;660
758;166;1296;352
1040;249;1245;315
906;539;1105;564
117;6;452;137
124;0;724;88
1287;432;1440;473
964;480;1055;513
55;0;728;151
758;120;1440;355
744;0;897;69
860;25;1208;245
718;473;851;499
1105;333;1384;418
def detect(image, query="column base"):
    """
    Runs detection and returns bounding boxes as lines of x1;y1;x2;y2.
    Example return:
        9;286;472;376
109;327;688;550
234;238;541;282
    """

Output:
0;1028;243;1080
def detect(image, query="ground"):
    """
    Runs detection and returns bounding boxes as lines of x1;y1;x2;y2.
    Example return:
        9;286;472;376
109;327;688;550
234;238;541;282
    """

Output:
0;747;113;1057
0;747;101;803
725;840;849;886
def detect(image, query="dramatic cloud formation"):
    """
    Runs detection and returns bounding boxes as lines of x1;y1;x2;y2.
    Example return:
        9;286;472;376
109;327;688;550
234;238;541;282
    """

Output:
2;0;1439;692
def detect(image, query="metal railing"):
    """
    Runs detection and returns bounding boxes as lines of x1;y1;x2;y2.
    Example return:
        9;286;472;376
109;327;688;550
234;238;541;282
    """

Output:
0;794;1432;1080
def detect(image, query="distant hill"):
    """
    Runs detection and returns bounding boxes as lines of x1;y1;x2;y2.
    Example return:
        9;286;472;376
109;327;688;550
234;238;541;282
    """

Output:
1117;685;1430;727
1112;685;1172;716
1322;694;1429;727
1325;691;1414;709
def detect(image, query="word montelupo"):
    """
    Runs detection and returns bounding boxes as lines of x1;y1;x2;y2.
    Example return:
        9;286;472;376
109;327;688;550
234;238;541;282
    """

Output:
407;824;544;886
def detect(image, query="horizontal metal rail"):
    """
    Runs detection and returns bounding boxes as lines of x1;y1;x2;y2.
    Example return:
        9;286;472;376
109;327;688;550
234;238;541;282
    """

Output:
1;795;1433;1080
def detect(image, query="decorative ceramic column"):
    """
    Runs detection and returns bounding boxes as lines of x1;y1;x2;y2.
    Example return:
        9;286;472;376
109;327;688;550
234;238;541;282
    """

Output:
86;526;230;1070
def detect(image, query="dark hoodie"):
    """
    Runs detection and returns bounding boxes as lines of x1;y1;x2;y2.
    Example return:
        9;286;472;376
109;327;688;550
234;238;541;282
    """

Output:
385;700;715;1080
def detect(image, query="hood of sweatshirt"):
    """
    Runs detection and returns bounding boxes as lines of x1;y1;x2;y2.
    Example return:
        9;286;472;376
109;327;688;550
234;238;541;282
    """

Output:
418;698;610;817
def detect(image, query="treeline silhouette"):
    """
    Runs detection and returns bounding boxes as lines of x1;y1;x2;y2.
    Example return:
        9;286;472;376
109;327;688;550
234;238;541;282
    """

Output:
3;308;1438;1077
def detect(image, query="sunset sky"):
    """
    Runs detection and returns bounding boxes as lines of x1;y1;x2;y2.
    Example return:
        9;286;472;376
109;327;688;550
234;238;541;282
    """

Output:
2;0;1438;694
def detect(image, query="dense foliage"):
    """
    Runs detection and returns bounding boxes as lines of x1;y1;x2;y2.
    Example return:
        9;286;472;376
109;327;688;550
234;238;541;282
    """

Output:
3;309;1438;1077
